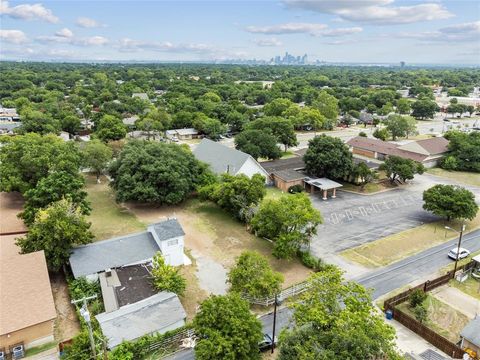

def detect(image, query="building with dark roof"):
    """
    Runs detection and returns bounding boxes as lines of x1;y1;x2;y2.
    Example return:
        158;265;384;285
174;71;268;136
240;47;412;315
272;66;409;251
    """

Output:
194;138;270;182
69;219;185;280
460;317;480;356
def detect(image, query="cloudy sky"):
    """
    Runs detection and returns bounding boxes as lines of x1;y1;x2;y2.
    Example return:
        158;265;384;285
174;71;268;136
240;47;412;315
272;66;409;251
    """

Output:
0;0;479;64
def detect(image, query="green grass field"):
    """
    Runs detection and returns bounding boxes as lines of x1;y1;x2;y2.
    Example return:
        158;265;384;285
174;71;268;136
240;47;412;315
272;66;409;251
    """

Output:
427;168;480;187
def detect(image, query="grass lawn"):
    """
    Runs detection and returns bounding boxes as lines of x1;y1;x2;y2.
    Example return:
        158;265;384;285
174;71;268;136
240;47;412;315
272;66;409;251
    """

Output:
427;168;480;187
85;175;145;241
25;342;57;357
341;214;480;268
397;295;470;343
450;277;480;301
265;187;289;200
340;182;385;194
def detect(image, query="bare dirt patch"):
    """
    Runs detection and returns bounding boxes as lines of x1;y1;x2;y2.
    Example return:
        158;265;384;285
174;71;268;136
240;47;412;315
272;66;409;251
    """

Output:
51;273;80;342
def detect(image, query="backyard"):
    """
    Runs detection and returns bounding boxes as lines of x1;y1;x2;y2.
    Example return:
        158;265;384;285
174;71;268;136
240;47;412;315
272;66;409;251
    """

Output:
85;176;312;318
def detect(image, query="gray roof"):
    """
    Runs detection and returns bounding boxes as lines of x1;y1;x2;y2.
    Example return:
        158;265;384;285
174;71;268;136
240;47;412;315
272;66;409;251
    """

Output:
193;138;252;175
96;292;186;348
69;231;159;278
69;219;184;278
461;317;480;347
304;177;343;190
272;169;304;182
149;219;185;241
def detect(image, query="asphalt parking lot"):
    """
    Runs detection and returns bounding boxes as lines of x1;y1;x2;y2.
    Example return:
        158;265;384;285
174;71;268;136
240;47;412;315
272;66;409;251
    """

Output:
310;186;439;257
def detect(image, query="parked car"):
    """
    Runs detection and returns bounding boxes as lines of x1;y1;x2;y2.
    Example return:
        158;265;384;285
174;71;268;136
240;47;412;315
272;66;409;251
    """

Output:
258;334;277;352
447;247;470;260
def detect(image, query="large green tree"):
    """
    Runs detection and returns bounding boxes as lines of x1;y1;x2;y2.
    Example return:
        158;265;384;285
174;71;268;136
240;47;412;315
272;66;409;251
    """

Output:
81;139;113;182
443;131;480;172
193;293;263;360
411;99;438;119
235;129;281;160
0;133;81;193
199;173;266;221
246;117;298;151
251;193;322;259
379;155;425;183
95;114;127;142
312;91;339;121
227;251;284;298
16;198;94;271
303;135;354;179
279;267;400;360
109;140;213;204
18;108;61;135
423;185;478;221
151;252;186;296
385;114;417;140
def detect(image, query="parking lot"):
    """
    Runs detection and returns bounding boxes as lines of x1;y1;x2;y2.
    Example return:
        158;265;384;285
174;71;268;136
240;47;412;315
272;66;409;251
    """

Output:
310;186;439;257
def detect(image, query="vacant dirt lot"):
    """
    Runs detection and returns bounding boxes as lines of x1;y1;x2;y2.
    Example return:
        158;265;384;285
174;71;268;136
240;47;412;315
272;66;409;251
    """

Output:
51;273;81;342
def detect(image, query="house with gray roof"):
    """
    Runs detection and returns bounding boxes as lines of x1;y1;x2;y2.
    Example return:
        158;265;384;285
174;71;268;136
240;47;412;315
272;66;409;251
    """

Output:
460;317;480;356
69;219;185;280
96;292;186;349
193;138;270;183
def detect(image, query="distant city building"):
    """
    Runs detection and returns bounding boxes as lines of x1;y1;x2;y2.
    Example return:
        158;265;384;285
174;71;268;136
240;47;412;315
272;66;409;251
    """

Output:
400;61;406;68
269;52;309;65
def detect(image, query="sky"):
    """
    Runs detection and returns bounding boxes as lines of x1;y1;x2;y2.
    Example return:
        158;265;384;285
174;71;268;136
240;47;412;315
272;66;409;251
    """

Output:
0;0;479;64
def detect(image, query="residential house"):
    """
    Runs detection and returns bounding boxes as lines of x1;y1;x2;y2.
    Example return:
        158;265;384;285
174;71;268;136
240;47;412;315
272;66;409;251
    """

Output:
122;115;139;128
132;93;149;101
69;219;186;281
165;128;199;140
460;317;480;358
0;235;56;355
193;138;270;182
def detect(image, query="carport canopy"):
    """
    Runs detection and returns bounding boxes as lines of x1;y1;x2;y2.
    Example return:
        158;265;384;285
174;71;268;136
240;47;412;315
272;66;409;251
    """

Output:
304;177;342;191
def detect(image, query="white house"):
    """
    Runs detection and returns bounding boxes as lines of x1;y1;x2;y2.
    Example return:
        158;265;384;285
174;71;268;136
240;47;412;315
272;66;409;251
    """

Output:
193;138;270;183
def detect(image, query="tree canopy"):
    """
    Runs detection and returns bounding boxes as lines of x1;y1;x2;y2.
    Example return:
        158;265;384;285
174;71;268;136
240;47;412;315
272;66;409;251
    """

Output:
109;140;214;204
193;293;263;360
227;251;284;298
234;129;281;160
80;139;113;182
443;131;480;173
303;135;354;179
379;155;425;183
423;185;478;221
151;252;186;296
16;198;94;271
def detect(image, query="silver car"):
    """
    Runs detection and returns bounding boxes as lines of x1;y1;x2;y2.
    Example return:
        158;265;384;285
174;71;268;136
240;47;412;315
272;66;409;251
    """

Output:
447;247;470;260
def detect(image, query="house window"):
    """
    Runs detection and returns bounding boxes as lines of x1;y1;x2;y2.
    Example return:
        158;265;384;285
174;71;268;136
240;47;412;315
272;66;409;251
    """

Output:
167;239;178;247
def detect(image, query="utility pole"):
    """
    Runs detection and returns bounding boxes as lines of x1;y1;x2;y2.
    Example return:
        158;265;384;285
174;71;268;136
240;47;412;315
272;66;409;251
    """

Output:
71;295;97;358
445;222;466;277
271;294;283;354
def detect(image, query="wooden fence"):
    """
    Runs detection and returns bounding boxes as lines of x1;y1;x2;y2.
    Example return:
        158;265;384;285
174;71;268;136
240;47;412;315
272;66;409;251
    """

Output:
241;280;309;306
384;260;476;359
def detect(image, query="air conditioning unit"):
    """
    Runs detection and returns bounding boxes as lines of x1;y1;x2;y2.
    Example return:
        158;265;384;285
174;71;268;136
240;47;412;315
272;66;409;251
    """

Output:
12;345;24;359
105;268;112;277
0;349;5;360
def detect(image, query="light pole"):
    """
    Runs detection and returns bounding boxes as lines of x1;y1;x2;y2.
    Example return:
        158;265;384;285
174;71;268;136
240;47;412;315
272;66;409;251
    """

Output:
72;295;97;358
445;222;466;276
271;294;283;354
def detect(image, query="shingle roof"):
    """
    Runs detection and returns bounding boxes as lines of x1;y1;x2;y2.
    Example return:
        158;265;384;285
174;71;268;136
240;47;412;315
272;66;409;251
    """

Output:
0;235;56;335
69;231;159;278
272;169;304;182
96;292;186;348
461;317;480;347
261;157;305;174
409;137;449;155
193;138;251;175
346;136;427;162
150;219;185;242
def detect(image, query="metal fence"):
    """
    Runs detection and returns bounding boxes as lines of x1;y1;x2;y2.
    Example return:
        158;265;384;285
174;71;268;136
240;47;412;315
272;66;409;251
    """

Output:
383;260;476;359
241;280;309;306
148;328;196;358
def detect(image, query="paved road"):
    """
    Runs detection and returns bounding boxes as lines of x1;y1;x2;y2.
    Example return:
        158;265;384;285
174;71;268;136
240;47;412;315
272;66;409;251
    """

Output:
356;228;480;299
164;308;293;360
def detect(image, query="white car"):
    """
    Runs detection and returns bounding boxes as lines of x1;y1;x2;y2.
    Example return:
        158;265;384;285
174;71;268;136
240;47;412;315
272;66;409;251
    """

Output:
447;247;470;260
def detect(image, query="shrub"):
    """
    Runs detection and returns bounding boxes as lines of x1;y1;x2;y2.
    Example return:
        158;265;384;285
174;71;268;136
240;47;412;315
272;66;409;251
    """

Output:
297;251;327;272
68;277;101;302
409;289;427;308
358;131;368;137
413;303;428;323
288;184;304;194
440;156;458;171
151;252;186;296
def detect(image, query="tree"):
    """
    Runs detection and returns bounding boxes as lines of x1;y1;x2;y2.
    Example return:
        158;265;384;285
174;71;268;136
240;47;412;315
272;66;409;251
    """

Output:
81;140;113;182
379;156;425;183
95;114;127;142
278;267;400;360
411;99;438;119
312;91;339;120
373;127;389;141
61;114;81;134
151;252;186;296
385;114;417;140
18;108;61;135
264;98;294;116
246;117;298;151
443;131;480;172
16;198;93;271
0;133;81;193
353;162;376;190
199;173;266;220
234;129;281;160
303;135;354;179
20;170;90;225
109;140;213;204
251;193;322;259
227;251;283;298
396;98;411;114
423;185;478;221
193;113;227;140
193;293;263;360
